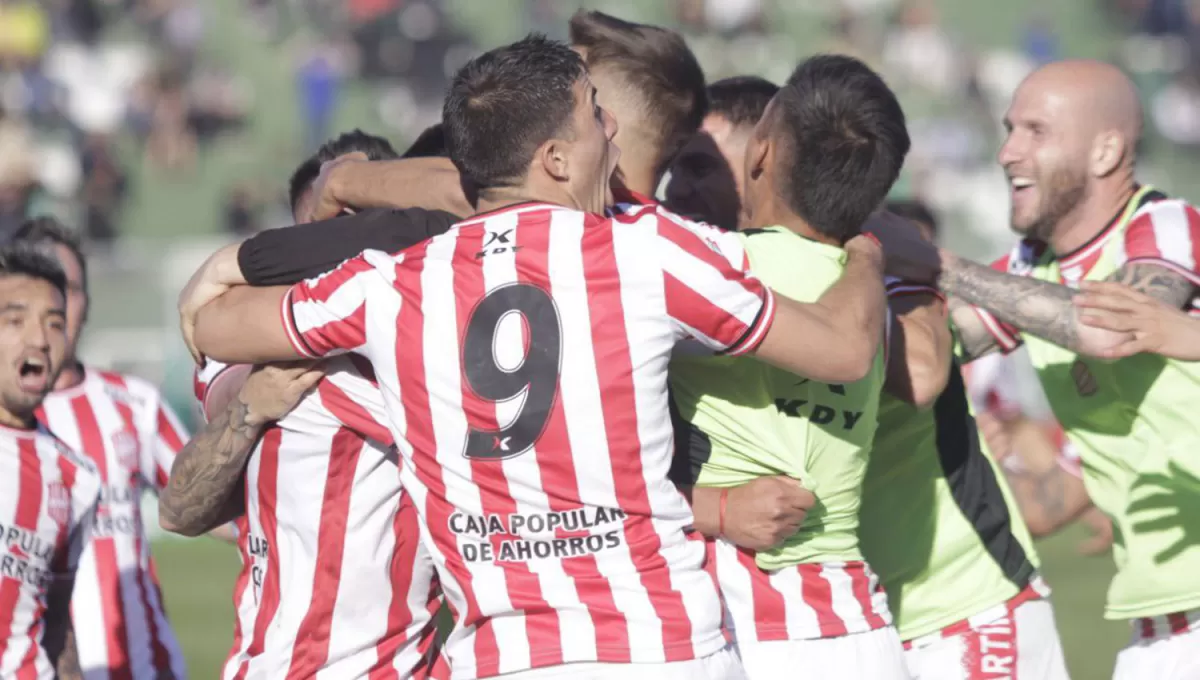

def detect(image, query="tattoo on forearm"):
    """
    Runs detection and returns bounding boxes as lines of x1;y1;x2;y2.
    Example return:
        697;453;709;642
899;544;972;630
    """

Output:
160;396;261;534
1028;466;1067;525
1108;262;1196;308
940;257;1079;350
947;297;1000;362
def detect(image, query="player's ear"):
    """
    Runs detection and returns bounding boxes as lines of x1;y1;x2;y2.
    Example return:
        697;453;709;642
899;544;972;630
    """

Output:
745;132;770;183
1090;130;1124;178
539;138;571;182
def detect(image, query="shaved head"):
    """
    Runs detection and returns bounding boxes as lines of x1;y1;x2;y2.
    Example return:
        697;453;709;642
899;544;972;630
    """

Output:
999;60;1143;242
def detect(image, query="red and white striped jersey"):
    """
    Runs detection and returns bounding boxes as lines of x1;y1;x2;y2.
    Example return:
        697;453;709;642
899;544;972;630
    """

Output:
0;423;100;680
974;190;1200;353
282;201;776;678
707;540;891;644
37;368;188;679
194;357;441;680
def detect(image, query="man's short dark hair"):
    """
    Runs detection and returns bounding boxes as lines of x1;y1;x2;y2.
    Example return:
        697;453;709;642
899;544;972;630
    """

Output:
886;199;938;238
402;123;448;159
288;129;400;212
12;216;86;296
569;10;707;174
774;55;910;241
707;76;779;128
443;34;585;190
0;242;68;299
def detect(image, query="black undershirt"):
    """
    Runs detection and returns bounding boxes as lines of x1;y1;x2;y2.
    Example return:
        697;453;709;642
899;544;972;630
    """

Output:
237;207;461;286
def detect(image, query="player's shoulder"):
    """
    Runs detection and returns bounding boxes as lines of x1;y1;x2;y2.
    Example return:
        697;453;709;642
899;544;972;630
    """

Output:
89;367;158;412
1126;192;1199;230
36;425;98;478
993;239;1048;275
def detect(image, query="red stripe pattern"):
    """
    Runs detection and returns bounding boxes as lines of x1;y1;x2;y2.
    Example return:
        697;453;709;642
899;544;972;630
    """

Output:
0;425;100;679
283;202;772;676
198;356;439;679
1133;609;1200;641
37;369;188;679
708;540;892;644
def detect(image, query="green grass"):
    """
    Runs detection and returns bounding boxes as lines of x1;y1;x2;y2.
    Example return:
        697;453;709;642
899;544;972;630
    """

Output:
154;524;1127;678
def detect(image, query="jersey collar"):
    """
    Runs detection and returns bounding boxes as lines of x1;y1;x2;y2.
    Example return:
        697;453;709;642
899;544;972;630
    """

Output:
1054;185;1163;269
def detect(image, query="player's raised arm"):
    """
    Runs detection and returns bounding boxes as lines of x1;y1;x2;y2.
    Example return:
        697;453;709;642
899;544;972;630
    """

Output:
884;281;952;409
309;155;472;221
192;284;300;364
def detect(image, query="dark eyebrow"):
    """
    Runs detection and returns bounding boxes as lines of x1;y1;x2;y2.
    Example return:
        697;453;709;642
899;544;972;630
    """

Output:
0;303;28;314
47;308;66;319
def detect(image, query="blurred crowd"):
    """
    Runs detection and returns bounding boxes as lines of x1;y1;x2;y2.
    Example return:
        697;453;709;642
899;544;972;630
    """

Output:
0;0;251;250
4;0;1200;252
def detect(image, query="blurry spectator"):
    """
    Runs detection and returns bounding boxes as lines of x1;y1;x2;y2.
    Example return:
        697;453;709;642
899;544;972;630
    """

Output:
0;0;49;68
1021;14;1061;65
883;0;962;95
79;133;128;245
296;43;344;151
145;68;197;171
223;182;261;236
1153;69;1200;147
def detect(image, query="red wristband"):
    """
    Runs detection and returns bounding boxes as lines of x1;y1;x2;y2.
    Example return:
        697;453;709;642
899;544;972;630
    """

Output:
718;488;729;537
862;232;882;248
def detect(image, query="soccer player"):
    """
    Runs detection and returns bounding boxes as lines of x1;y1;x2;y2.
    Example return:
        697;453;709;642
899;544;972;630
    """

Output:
1075;280;1200;360
668;56;911;679
188;35;893;679
933;60;1200;678
14;217;193;680
665;75;780;230
0;243;98;680
859;203;1071;679
162;130;444;679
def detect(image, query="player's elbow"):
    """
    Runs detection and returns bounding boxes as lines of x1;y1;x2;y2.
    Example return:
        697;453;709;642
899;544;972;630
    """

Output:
1022;512;1059;538
158;502;201;538
907;358;952;410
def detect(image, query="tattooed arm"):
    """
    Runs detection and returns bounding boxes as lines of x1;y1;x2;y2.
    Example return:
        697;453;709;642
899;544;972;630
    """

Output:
940;255;1195;359
159;363;323;537
994;417;1094;536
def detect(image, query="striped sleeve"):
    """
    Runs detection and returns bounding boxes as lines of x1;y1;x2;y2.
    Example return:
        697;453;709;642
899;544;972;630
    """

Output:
652;213;774;356
194;358;236;422
1121;200;1200;285
148;394;189;492
285;252;392;359
61;449;100;575
967;255;1023;354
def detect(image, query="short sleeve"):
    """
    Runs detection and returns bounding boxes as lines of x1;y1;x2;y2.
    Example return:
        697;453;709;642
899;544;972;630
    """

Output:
285;251;396;359
967;255;1024;354
143;393;189;492
651;213;774;356
1121;200;1200;286
318;356;395;447
194;358;238;423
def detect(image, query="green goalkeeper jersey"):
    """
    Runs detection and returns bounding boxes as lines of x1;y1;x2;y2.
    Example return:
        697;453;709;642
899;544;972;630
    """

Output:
974;186;1200;620
669;226;885;571
859;361;1042;640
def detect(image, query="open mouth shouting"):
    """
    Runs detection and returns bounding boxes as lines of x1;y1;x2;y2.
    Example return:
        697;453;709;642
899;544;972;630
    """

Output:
16;353;51;395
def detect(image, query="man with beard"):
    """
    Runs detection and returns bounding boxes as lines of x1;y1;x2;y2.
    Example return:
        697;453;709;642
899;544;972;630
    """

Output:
932;59;1200;679
0;243;95;680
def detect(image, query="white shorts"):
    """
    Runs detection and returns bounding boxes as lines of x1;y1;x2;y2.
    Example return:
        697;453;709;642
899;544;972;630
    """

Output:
493;645;746;680
1113;610;1200;680
738;626;910;680
904;599;1069;680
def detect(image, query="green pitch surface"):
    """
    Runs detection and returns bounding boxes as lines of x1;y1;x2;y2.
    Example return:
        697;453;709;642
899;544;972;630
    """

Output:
154;524;1129;678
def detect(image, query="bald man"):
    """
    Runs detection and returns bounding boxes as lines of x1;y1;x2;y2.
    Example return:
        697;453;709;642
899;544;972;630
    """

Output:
932;60;1200;679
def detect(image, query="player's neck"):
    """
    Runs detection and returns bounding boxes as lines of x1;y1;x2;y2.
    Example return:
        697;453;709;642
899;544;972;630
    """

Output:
614;156;659;198
0;404;35;431
475;186;568;215
750;201;840;247
1049;178;1137;256
53;361;85;392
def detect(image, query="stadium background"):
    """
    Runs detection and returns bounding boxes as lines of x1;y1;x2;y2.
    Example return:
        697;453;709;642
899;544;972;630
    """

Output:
5;0;1200;676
